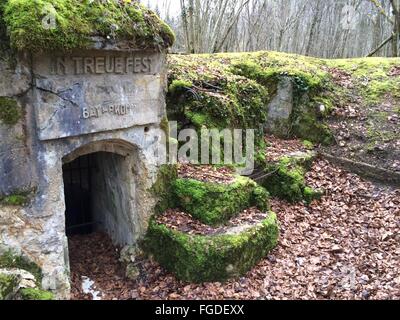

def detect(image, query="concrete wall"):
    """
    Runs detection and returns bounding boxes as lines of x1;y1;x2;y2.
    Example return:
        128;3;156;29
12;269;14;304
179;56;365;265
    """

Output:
91;151;140;246
0;55;38;195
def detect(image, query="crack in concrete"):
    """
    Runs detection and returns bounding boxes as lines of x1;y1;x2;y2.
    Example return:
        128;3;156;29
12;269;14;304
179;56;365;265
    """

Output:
35;85;80;108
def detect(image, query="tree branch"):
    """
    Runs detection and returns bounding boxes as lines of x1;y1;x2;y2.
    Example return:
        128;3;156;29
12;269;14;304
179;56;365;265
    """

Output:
367;34;393;56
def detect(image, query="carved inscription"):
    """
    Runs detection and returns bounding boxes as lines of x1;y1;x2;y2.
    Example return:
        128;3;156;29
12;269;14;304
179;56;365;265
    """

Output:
51;55;153;75
82;103;135;119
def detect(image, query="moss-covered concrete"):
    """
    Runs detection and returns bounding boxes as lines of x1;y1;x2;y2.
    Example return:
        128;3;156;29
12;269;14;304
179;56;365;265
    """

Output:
1;0;174;52
0;96;21;125
173;176;269;226
261;154;322;204
167;52;399;157
150;164;178;214
167;52;336;154
144;212;279;283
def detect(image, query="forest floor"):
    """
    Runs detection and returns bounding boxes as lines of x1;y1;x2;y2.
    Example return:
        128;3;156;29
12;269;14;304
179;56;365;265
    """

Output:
69;136;400;301
323;64;400;173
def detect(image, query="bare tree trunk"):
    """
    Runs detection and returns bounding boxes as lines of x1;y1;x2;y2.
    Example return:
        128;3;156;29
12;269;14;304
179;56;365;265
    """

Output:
305;0;322;56
391;0;400;56
188;0;195;53
180;0;191;53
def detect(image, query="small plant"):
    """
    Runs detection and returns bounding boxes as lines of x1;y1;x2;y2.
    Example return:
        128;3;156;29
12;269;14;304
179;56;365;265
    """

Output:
0;97;21;125
19;288;54;300
303;140;315;150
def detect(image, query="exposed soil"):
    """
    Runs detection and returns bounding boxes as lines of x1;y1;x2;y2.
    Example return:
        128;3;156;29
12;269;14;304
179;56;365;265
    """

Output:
70;159;400;301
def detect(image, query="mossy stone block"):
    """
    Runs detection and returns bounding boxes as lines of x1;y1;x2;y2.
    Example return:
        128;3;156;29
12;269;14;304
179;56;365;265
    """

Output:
144;212;279;283
2;0;175;52
261;155;323;203
172;176;270;226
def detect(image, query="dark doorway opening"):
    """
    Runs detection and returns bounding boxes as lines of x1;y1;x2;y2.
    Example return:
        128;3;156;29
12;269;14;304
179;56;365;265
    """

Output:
62;150;134;245
63;154;95;236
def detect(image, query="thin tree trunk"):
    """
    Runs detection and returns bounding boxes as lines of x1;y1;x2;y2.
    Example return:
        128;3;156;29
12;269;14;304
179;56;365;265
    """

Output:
180;0;191;53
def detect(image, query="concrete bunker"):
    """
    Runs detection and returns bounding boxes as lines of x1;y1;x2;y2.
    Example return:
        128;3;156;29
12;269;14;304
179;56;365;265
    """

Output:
0;0;175;299
1;45;171;299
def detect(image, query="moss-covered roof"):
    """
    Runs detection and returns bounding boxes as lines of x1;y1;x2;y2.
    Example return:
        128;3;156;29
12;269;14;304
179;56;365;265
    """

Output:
0;0;175;52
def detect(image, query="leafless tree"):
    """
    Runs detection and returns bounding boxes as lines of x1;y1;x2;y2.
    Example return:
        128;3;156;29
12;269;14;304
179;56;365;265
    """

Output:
146;0;398;58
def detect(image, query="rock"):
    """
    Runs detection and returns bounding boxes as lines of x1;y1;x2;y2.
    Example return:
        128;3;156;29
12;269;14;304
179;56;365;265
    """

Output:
125;264;140;280
120;245;142;264
316;104;326;116
265;77;294;137
362;290;370;300
330;245;344;254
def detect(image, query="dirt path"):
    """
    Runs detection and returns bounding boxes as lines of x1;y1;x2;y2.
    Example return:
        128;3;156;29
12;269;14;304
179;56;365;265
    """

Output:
69;158;399;300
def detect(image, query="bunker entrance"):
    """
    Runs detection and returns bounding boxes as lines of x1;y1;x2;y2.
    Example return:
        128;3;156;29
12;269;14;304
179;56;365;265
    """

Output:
63;154;95;236
62;151;134;244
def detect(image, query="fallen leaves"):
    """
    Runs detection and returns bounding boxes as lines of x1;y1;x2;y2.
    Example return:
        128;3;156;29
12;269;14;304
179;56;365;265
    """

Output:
265;135;310;162
70;159;400;301
324;67;354;88
156;208;268;236
178;164;235;184
388;66;400;77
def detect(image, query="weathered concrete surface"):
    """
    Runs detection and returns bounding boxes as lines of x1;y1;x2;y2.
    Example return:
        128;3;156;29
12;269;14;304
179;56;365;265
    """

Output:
0;57;37;196
32;51;166;140
0;56;31;97
265;77;294;137
0;45;169;299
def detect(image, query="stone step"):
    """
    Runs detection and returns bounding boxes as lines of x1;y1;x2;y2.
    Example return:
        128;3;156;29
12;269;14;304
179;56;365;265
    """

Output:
172;174;270;226
143;209;279;283
251;150;322;203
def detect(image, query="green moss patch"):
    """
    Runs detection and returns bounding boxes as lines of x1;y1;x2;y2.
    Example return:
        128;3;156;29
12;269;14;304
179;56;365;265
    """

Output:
144;212;279;283
327;58;400;106
0;194;28;206
291;104;334;145
0;273;18;300
0;97;21;125
173;176;269;226
1;0;174;52
0;251;42;285
19;288;53;300
261;155;322;204
150;164;178;214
